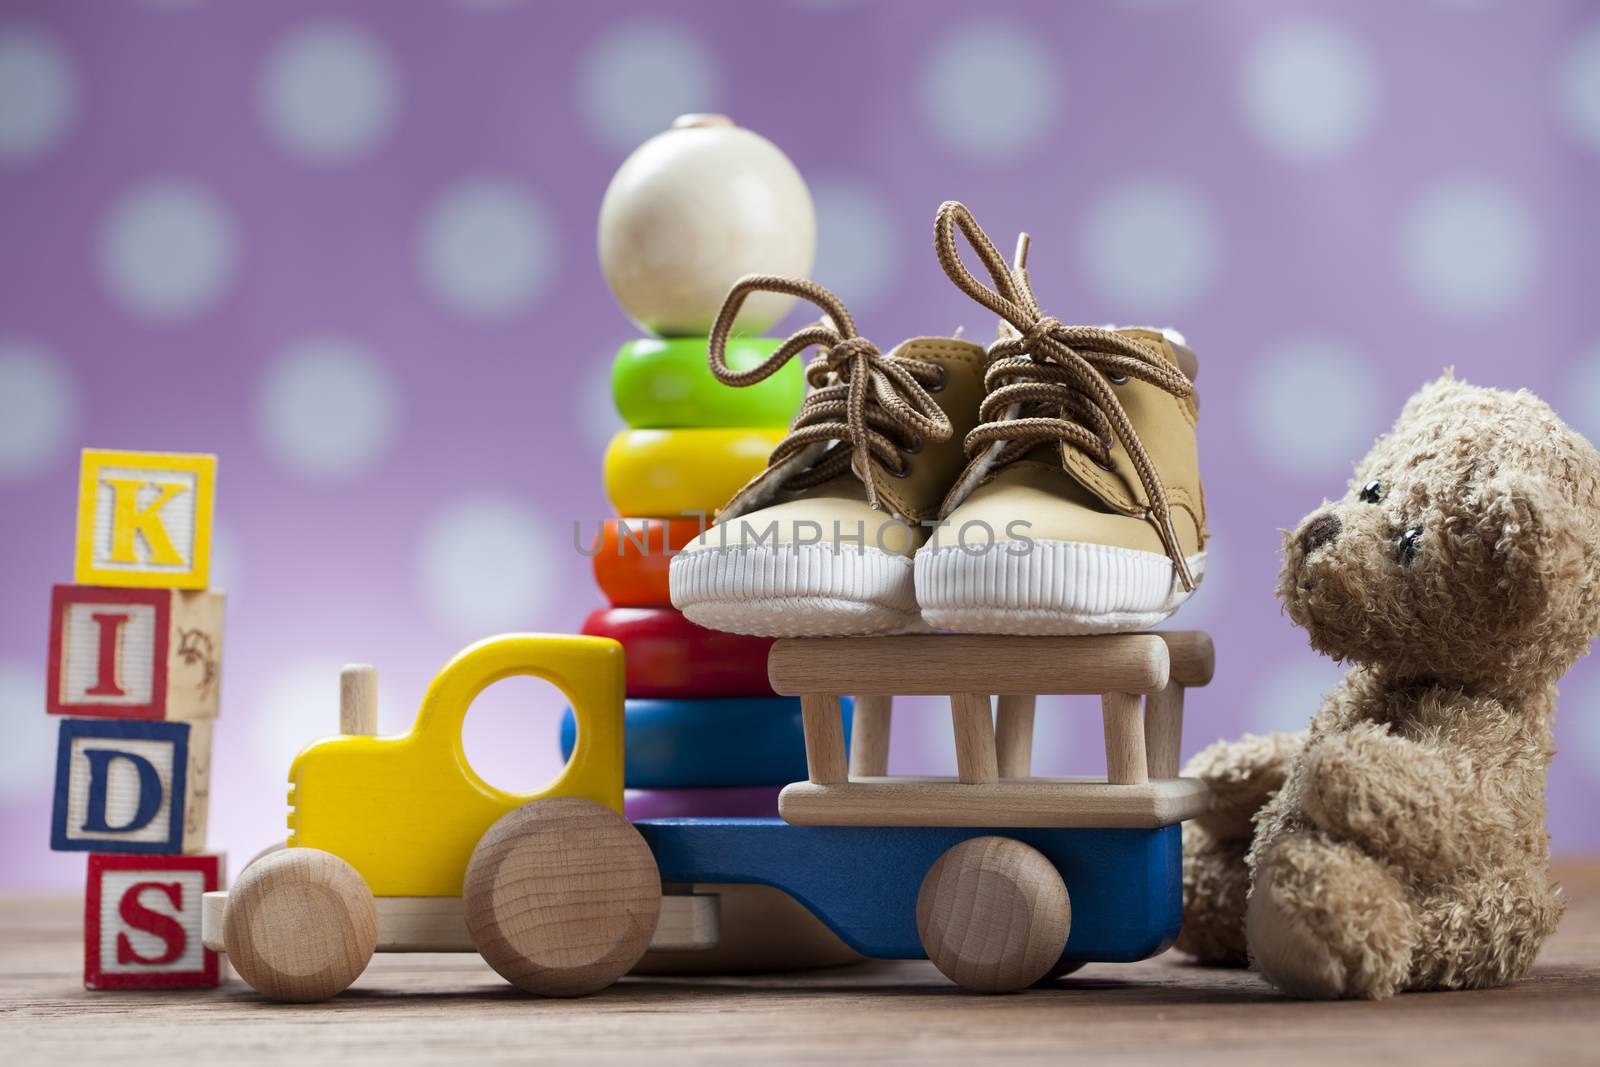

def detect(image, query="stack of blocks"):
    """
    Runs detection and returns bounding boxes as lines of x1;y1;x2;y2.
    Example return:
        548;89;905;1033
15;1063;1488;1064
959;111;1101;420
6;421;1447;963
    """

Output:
572;338;851;816
46;449;226;990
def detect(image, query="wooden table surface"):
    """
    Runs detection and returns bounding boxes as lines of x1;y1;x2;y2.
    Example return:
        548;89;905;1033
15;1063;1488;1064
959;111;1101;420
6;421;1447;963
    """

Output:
6;860;1598;1066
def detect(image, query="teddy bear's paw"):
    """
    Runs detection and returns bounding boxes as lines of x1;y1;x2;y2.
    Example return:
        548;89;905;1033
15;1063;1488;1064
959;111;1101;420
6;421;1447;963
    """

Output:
1247;833;1416;1000
1299;726;1475;879
1175;823;1251;966
1183;732;1306;842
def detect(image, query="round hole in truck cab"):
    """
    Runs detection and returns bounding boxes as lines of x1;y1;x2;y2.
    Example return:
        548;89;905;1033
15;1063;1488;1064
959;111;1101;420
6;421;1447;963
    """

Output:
459;674;574;795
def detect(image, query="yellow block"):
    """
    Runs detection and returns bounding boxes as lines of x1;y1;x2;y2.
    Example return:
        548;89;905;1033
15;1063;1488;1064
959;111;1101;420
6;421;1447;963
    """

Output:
287;634;626;897
75;448;216;589
603;428;783;517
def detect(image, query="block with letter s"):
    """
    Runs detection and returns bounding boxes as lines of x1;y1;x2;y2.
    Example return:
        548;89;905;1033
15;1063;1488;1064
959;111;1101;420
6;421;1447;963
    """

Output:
51;718;212;854
84;852;223;989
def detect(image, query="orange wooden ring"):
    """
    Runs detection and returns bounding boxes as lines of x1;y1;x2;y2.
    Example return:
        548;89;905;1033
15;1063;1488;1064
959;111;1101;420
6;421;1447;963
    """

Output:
592;517;704;608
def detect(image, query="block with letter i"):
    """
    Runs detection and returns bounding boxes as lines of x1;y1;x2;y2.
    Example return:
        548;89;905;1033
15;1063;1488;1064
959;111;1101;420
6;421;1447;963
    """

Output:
47;584;224;721
75;448;215;590
85;852;223;989
51;718;212;854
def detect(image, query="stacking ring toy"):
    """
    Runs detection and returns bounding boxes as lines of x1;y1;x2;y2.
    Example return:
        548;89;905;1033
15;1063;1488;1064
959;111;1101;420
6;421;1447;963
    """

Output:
612;337;801;429
623;786;784;820
560;696;853;788
591;516;704;607
581;607;774;698
603;428;783;517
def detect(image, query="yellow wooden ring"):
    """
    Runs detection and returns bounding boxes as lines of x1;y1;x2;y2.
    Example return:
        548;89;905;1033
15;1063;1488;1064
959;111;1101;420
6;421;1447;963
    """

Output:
604;428;782;516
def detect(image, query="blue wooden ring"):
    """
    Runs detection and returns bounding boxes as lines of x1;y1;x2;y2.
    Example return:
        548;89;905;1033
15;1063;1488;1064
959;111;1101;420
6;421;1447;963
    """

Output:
561;696;854;789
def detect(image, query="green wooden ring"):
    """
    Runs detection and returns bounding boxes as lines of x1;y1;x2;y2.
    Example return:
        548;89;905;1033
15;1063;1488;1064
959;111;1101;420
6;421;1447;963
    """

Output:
611;337;802;429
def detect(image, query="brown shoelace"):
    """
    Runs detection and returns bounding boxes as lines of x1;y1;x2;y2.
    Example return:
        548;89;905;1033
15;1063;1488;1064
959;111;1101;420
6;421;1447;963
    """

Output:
933;201;1197;591
708;275;953;510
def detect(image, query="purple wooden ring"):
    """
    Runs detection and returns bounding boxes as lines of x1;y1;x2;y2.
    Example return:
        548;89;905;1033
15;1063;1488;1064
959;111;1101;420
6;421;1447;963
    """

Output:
625;786;783;820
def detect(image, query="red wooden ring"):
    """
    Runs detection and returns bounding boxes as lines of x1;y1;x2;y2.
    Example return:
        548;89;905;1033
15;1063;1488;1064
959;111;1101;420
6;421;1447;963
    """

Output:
580;607;775;698
591;517;704;608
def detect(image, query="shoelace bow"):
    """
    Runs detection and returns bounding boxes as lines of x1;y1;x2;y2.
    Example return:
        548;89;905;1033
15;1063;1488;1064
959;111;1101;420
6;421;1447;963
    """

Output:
932;201;1197;592
708;275;953;510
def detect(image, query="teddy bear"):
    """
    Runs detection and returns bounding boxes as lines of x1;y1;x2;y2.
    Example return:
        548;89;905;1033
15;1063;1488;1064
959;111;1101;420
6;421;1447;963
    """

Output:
1175;374;1600;999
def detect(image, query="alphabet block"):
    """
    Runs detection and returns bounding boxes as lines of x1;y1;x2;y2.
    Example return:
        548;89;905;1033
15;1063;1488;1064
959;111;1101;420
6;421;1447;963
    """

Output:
85;852;223;989
47;584;224;721
51;718;212;854
74;448;216;589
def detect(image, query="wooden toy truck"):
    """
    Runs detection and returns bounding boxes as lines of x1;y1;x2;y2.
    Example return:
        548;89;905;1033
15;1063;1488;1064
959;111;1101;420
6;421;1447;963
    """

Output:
203;630;1213;999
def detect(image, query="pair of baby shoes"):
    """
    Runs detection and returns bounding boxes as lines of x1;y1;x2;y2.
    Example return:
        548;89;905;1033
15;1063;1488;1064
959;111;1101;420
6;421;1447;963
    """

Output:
668;201;1207;638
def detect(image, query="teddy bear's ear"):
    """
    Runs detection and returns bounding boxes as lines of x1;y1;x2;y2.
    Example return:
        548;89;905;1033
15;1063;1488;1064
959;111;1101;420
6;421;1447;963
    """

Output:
1473;474;1572;624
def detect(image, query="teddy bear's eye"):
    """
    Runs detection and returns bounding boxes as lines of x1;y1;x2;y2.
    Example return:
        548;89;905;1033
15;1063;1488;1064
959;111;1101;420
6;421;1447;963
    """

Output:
1399;526;1423;564
1359;479;1383;504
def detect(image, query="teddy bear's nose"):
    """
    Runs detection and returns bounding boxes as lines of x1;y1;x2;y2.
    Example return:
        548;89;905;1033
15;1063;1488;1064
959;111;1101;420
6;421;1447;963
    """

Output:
1300;512;1341;555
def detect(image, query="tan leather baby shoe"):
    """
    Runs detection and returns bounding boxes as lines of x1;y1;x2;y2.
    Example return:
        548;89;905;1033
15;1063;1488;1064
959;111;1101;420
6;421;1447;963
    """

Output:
670;275;985;636
913;202;1208;635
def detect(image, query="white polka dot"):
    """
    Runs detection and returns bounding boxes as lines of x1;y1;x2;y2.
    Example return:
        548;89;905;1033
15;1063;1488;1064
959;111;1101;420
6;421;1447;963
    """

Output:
1246;337;1385;476
1081;179;1220;316
1239;21;1377;164
1401;178;1540;320
0;658;56;800
1557;22;1600;156
810;177;897;312
419;177;556;320
100;179;237;321
1251;657;1343;735
252;659;379;779
418;495;554;634
259;22;399;166
578;20;719;152
257;336;400;482
919;21;1057;158
0;27;76;164
0;340;76;480
1565;340;1600;447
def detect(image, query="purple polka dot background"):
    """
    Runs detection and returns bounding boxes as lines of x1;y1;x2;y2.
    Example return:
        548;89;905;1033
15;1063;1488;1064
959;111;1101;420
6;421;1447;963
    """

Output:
2;0;1599;888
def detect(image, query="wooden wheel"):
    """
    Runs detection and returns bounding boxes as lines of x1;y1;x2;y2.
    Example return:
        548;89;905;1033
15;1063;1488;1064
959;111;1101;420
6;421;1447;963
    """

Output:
222;847;378;1002
464;797;662;997
916;836;1071;993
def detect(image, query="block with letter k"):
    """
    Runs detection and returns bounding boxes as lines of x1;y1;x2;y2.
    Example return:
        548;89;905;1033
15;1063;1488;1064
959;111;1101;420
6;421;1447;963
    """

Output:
74;448;216;590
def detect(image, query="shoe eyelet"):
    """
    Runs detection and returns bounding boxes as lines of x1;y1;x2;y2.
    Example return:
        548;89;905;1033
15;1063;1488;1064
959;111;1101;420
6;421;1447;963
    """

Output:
901;435;924;455
1107;373;1129;385
925;363;947;392
1095;441;1117;472
888;460;913;479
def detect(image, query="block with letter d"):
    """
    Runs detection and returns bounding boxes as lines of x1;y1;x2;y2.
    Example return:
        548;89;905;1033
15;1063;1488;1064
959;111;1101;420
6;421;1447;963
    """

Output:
85;852;223;989
47;584;224;721
51;718;212;854
74;448;216;590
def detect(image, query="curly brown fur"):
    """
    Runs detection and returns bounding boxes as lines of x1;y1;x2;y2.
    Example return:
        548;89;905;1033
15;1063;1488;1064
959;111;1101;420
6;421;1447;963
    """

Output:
1181;376;1600;999
1175;733;1303;964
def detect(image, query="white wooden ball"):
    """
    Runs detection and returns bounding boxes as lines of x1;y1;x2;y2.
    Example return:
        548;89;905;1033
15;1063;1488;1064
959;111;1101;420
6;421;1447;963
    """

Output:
599;114;815;338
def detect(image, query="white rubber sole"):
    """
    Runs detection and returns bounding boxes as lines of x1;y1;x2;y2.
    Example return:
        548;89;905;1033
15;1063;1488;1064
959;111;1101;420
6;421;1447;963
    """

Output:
670;543;922;637
915;539;1206;636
